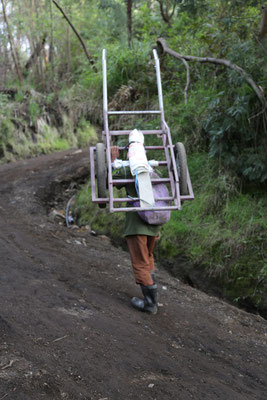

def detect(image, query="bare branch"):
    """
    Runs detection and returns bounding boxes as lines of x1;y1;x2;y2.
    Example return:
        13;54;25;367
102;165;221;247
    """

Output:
52;0;97;73
157;37;267;110
179;57;190;104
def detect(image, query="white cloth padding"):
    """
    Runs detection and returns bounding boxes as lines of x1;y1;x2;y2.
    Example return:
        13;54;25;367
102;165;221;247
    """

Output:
129;129;144;144
128;129;151;176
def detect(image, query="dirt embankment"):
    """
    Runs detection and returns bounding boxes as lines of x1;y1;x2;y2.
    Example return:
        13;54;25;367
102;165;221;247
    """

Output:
0;149;266;400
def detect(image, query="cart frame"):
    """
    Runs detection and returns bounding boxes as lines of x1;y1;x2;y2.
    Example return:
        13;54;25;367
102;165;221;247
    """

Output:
90;49;194;212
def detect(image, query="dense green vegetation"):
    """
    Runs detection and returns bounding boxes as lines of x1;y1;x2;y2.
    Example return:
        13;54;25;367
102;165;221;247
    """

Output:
0;0;266;315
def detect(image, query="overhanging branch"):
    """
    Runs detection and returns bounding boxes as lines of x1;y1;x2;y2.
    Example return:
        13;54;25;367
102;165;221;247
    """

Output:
52;0;97;73
157;37;266;110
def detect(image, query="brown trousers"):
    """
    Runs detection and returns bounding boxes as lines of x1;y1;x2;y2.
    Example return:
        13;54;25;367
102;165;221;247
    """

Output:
126;235;157;286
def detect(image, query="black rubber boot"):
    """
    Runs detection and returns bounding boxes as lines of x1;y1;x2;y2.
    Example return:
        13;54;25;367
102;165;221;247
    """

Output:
131;284;158;314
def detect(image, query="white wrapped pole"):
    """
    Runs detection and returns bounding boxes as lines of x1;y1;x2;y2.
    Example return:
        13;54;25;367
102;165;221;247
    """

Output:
128;129;154;207
112;159;158;169
128;129;151;176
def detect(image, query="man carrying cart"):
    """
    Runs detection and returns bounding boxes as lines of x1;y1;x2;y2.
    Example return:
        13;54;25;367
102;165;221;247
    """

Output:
110;143;160;315
90;48;194;314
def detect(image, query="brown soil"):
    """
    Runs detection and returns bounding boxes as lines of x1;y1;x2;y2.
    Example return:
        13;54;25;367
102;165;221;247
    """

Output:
0;149;266;400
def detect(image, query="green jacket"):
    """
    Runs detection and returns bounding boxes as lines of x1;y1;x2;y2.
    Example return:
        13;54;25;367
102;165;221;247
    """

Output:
113;166;161;237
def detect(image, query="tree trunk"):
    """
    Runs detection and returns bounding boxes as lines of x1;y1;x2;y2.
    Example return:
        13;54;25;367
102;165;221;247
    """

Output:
33;0;45;90
156;0;176;26
126;0;132;48
1;0;23;84
0;39;11;85
48;0;55;87
24;35;47;75
66;3;72;75
66;24;71;74
259;6;267;41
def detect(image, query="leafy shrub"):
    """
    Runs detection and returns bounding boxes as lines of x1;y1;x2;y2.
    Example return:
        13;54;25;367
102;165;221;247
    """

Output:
76;119;98;147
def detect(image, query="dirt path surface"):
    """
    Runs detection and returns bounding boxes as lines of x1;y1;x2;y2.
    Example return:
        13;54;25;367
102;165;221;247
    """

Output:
0;149;266;400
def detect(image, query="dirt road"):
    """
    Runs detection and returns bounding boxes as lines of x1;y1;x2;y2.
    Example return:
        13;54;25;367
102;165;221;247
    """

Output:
0;149;266;400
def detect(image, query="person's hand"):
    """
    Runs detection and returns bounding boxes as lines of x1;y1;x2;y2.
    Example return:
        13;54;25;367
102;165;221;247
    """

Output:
110;146;120;163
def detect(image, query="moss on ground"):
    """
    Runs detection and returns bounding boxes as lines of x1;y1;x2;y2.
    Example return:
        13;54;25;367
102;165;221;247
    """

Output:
0;91;98;163
0;116;98;162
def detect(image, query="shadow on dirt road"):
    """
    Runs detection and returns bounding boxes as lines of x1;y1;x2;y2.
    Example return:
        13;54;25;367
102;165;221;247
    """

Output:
0;149;266;400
